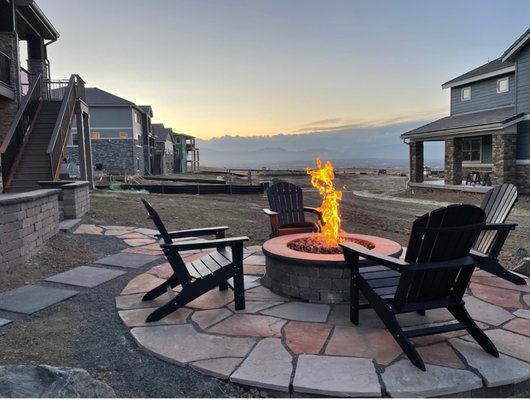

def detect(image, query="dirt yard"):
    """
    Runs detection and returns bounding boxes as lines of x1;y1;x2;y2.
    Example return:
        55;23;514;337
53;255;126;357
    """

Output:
1;171;529;396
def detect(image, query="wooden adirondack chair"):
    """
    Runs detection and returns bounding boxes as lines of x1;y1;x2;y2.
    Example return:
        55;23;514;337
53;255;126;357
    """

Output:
341;204;509;371
472;183;525;285
141;199;249;322
263;181;322;237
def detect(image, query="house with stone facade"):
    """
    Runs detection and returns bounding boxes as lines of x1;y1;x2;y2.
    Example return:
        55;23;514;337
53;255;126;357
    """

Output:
401;27;530;193
67;88;155;176
0;0;91;193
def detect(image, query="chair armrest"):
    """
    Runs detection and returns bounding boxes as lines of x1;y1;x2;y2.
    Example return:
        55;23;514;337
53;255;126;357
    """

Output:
161;236;249;251
340;242;408;271
304;206;322;220
470;249;527;285
482;223;517;231
263;208;278;216
155;226;229;240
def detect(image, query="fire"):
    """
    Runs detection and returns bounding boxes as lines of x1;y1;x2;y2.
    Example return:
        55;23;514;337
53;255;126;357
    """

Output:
305;158;343;246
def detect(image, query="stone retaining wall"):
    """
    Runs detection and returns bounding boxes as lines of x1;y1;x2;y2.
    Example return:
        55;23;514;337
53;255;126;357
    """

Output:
0;189;61;272
38;181;90;219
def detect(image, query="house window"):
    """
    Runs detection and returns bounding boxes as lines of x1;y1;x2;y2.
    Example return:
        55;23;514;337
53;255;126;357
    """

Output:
119;132;128;139
496;77;509;93
461;86;471;101
462;138;481;162
72;134;79;146
175;148;179;156
175;136;181;144
91;132;100;140
134;110;141;124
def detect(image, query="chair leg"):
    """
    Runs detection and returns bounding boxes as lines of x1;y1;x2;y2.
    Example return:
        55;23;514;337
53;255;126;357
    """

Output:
232;243;246;310
448;304;499;357
146;287;197;322
142;274;180;301
350;267;360;325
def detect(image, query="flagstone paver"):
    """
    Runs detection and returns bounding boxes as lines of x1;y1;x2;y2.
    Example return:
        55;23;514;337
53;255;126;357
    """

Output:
120;273;166;295
396;308;455;327
471;275;530;293
227;301;284;314
245;285;287;302
190;357;244;380
185;289;235;309
117;232;152;239
115;293;168;310
450;338;530;387
464;296;515;325
484;329;530;362
146;263;173;280
284;321;332;354
230;338;292;391
382;359;483;397
208;314;286;338
469;283;522;309
191;308;233;330
123;238;157;247
73;224;104;235
122;246;163;256
524;294;530;306
95;253;161;269
293;355;380;397
131;324;256;367
417;342;465;369
0;285;78;314
261;301;330;322
243;255;266;265
514;308;530;319
134;228;159;235
243;264;266;276
503;318;530;337
0;318;12;327
45;266;126;288
325;325;402;366
118;307;192;327
228;275;261;290
105;229;132;236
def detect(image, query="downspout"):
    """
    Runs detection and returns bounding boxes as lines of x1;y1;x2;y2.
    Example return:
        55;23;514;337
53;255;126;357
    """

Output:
43;37;57;82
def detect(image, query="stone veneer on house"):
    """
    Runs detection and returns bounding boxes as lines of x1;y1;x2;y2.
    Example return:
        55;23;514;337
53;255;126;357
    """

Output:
0;189;60;272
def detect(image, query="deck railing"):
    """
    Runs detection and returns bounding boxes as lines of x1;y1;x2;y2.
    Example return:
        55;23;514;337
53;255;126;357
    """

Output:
0;73;43;188
46;75;85;180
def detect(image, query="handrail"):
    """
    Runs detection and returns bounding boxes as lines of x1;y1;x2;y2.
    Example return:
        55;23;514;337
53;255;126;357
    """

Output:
1;73;42;188
47;74;77;180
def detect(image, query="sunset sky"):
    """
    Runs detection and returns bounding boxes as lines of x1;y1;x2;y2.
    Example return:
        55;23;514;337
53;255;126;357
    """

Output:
36;0;530;140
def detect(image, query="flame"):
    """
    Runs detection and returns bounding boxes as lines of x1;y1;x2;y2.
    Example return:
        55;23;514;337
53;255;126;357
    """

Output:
305;158;343;246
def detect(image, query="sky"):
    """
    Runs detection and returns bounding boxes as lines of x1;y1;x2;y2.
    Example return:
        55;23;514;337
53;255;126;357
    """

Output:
33;0;530;140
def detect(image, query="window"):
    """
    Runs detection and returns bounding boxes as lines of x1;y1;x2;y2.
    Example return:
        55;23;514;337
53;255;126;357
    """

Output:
134;110;141;124
91;131;100;140
462;138;481;162
72;134;79;146
497;77;509;93
119;132;128;139
461;86;471;101
175;136;181;144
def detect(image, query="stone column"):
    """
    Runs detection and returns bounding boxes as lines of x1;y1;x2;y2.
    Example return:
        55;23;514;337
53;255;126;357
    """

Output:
409;140;424;183
0;32;20;145
492;131;516;185
445;137;463;185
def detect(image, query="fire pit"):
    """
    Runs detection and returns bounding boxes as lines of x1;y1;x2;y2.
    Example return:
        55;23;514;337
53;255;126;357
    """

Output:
262;232;402;303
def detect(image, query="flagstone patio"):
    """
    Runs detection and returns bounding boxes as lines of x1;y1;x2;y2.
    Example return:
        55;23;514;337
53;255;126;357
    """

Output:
109;224;530;398
3;222;528;397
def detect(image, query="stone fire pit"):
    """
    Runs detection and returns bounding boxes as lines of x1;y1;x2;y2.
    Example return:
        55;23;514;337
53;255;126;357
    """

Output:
262;233;402;303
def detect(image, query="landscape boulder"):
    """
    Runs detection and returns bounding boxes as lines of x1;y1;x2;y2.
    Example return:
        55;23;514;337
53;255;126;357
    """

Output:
0;365;115;398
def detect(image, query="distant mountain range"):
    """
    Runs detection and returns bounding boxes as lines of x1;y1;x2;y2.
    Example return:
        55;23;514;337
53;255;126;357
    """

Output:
197;120;444;169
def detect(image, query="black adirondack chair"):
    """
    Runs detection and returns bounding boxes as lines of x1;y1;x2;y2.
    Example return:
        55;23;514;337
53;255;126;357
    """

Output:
472;183;525;285
264;181;322;237
341;204;506;371
141;199;249;322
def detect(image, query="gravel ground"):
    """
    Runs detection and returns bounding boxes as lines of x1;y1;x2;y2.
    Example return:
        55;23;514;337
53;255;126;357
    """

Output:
0;171;528;397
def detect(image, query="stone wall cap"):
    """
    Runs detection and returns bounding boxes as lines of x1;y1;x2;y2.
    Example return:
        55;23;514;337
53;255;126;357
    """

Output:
62;181;90;189
0;189;61;206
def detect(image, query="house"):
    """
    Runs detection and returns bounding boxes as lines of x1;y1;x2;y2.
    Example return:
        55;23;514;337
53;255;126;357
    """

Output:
184;134;200;172
152;123;176;175
67;88;155;176
172;133;188;173
0;0;91;193
401;28;530;193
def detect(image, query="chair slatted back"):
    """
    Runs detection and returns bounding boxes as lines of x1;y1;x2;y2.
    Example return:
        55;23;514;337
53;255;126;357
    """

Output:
141;199;173;244
141;198;193;283
397;205;486;307
474;184;518;254
267;182;306;226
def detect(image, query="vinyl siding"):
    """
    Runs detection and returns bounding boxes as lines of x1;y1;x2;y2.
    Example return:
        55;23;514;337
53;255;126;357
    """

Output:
450;72;515;115
516;45;530;113
516;121;530;159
